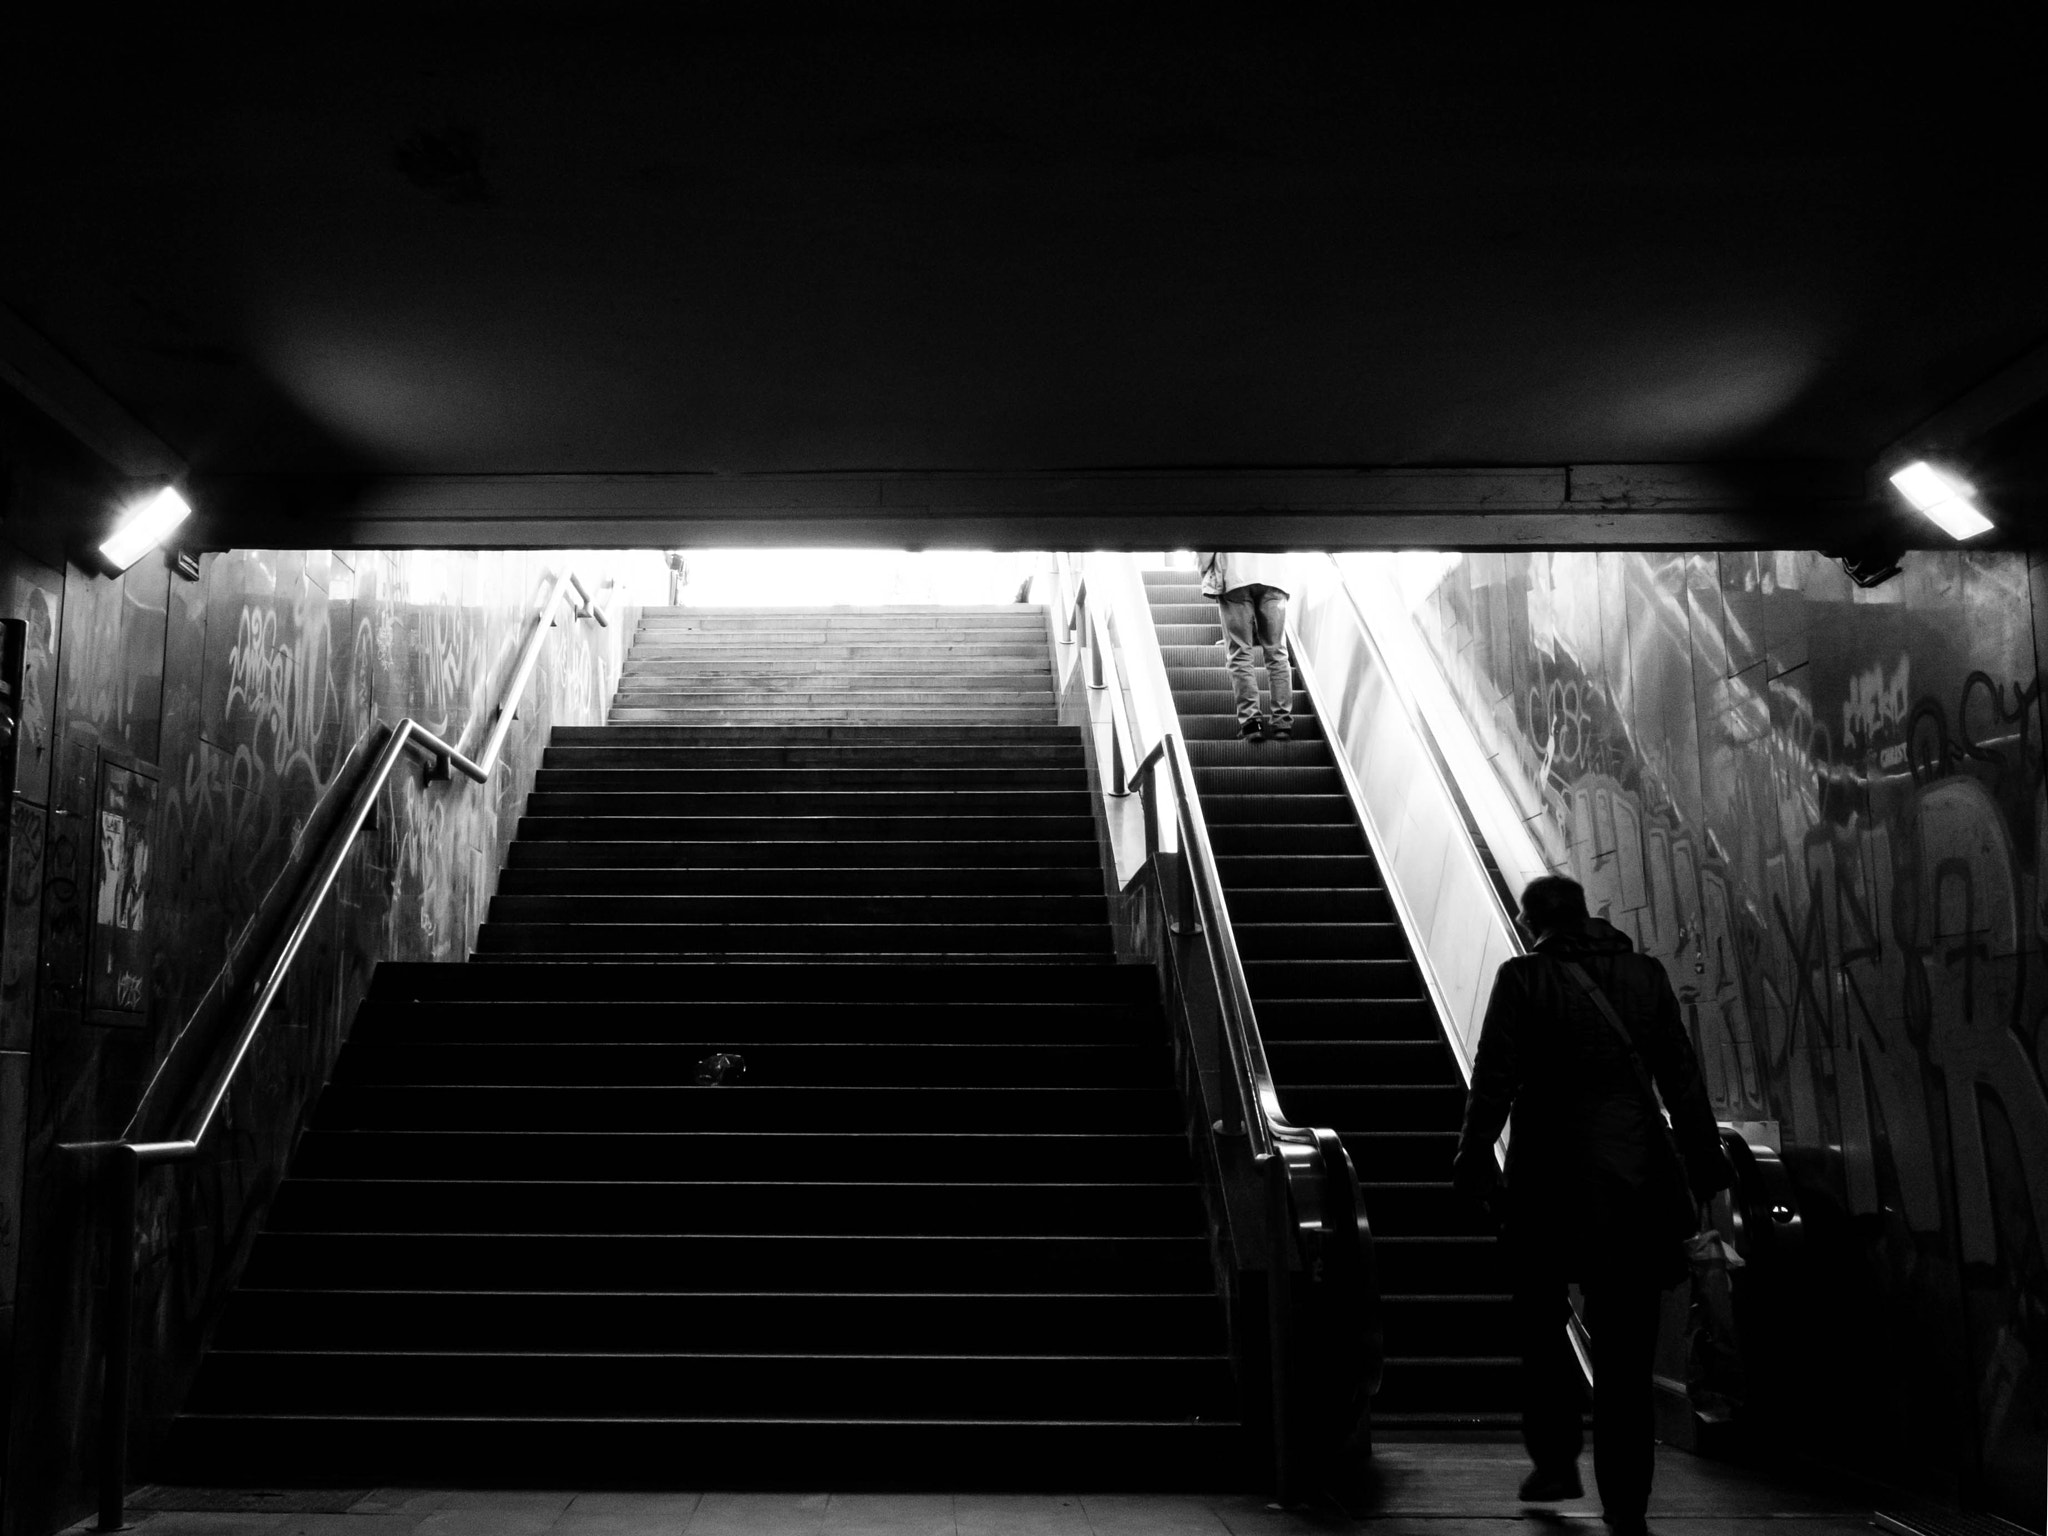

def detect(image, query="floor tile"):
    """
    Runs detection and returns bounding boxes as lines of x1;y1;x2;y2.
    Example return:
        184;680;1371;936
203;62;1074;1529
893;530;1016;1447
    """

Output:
1076;1494;1231;1536
351;1491;456;1515
114;1516;295;1536
686;1491;834;1536
434;1490;580;1512
953;1493;1092;1536
273;1517;434;1536
819;1492;955;1536
413;1508;563;1536
555;1491;706;1535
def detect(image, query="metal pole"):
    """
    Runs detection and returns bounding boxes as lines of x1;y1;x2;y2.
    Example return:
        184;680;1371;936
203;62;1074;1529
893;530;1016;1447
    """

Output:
98;1146;139;1531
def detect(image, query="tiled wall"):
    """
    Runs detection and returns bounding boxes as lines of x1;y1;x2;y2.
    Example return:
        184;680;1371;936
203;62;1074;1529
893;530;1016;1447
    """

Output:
0;519;633;1534
1402;548;2046;1522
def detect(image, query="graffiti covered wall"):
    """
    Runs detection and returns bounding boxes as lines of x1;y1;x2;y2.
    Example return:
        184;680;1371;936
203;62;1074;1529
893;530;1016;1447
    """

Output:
1398;548;2046;1523
0;525;635;1535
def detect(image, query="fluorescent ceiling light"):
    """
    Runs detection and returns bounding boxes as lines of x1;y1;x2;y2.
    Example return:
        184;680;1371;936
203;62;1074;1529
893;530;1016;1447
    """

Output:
1887;460;1994;540
100;485;193;572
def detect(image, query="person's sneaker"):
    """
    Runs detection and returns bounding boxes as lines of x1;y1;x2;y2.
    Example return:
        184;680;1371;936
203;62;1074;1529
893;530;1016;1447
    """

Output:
1238;719;1265;741
1267;718;1293;740
1517;1466;1584;1502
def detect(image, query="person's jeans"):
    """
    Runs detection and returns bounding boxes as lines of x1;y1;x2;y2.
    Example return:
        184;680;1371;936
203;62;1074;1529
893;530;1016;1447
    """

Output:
1514;1254;1665;1523
1215;584;1292;730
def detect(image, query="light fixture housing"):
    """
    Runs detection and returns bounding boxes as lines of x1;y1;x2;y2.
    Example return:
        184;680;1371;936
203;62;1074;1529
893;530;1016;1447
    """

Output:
99;485;193;573
1887;460;1994;540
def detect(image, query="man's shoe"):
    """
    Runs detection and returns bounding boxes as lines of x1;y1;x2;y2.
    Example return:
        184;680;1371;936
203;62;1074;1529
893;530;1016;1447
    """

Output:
1517;1467;1585;1502
1238;719;1265;741
1267;718;1293;740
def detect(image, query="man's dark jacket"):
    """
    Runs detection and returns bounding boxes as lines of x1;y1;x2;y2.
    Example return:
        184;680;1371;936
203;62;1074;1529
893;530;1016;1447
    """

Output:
1452;918;1727;1277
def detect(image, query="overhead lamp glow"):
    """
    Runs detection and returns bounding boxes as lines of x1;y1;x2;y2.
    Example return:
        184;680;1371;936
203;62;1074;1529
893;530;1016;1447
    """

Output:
1888;460;1994;541
99;485;193;572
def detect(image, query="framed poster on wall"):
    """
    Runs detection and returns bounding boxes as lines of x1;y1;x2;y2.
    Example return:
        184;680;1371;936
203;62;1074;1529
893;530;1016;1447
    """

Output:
88;750;158;1027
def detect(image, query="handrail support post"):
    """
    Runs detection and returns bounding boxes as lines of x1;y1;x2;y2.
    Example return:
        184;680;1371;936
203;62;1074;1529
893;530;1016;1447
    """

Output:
97;1144;139;1532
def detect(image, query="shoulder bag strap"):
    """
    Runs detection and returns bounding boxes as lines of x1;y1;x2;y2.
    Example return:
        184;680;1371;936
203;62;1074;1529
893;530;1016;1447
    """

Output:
1558;959;1673;1132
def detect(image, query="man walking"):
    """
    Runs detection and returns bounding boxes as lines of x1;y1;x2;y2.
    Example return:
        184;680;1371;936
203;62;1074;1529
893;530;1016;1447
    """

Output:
1196;551;1293;741
1452;876;1730;1536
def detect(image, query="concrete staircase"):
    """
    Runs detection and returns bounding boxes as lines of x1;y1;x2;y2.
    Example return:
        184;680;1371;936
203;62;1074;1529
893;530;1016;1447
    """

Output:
171;604;1244;1487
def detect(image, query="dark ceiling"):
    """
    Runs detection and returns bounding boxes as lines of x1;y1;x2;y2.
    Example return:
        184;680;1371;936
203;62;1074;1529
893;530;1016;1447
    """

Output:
4;6;2046;542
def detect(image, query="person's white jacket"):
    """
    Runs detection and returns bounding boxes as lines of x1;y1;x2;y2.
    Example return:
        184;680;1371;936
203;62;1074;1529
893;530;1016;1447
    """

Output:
1196;552;1293;598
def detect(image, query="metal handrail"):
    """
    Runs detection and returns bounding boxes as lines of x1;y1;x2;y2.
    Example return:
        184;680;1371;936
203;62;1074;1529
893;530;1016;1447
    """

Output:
63;566;607;1530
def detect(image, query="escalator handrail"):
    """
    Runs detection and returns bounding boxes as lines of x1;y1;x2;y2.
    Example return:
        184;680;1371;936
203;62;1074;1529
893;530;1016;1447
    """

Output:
1145;733;1315;1164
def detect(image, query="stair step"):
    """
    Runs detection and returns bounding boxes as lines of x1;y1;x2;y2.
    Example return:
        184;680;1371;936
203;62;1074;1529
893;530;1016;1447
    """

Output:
1276;1084;1467;1131
486;894;1112;925
625;642;1051;657
333;1041;1158;1086
240;1232;1217;1291
266;1179;1205;1235
550;725;1079;744
1242;958;1423;998
533;767;1087;789
515;814;1098;841
493;865;1103;895
507;840;1102;870
214;1289;1229;1353
598;716;1064;729
1179;716;1324;741
348;1001;1150;1046
616;674;1052;692
1256;998;1441;1041
1267;1039;1452;1082
186;1349;1236;1419
1340;1131;1464;1183
521;791;1092;817
543;745;1084;768
290;1131;1197;1182
1218;889;1392;923
471;922;1115;956
1234;923;1409;960
312;1083;1180;1133
166;1416;1247;1490
367;961;1157;1003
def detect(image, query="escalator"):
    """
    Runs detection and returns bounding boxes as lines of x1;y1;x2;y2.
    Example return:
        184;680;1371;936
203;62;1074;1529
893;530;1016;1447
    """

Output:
1139;568;1516;1430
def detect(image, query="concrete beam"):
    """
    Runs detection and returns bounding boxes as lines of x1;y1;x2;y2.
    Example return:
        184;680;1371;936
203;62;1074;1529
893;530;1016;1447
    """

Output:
192;462;1899;551
0;304;184;480
1879;336;2048;470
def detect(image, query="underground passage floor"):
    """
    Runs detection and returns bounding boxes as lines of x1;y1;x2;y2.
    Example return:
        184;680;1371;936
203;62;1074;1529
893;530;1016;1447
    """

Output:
86;1444;1911;1536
